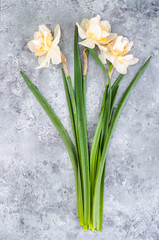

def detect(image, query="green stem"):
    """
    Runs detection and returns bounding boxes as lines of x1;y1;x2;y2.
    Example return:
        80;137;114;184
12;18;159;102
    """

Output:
74;26;90;228
62;70;84;223
61;69;76;145
66;75;84;225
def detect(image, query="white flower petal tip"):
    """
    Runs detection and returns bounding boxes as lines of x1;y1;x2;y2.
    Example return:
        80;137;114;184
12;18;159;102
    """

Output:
99;36;139;74
79;38;95;49
53;24;61;45
76;15;115;51
28;24;61;68
76;23;87;39
99;53;107;64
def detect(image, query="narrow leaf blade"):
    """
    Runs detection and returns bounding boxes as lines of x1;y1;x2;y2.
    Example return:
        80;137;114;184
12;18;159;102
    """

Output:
20;71;78;176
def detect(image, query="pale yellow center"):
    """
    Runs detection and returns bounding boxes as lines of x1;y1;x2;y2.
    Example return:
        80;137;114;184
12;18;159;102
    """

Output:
35;32;53;56
108;43;128;57
86;23;107;42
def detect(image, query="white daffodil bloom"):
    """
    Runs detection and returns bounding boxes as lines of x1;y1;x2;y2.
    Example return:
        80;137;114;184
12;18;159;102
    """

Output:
99;36;139;74
28;24;61;68
76;15;117;51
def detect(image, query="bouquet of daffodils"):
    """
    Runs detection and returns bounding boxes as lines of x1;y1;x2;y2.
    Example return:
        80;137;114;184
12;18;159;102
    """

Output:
21;15;151;231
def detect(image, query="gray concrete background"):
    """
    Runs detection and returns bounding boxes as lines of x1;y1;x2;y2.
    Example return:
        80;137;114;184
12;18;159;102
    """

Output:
0;0;159;239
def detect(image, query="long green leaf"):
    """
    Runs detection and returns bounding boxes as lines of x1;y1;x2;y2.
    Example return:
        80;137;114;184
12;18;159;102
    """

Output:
66;75;80;152
74;26;90;228
77;163;84;225
61;69;84;222
20;71;78;179
100;82;109;115
97;163;105;231
112;74;124;89
93;57;151;230
90;111;104;193
93;81;111;229
61;69;76;145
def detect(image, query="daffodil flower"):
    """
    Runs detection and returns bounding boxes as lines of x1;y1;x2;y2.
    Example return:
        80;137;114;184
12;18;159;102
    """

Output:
28;24;61;68
76;15;117;51
99;36;139;74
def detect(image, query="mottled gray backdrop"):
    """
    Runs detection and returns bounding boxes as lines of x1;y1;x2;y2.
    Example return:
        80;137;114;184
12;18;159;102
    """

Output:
0;0;159;239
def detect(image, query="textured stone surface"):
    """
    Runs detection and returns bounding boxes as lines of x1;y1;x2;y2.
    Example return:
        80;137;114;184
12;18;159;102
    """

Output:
0;0;159;239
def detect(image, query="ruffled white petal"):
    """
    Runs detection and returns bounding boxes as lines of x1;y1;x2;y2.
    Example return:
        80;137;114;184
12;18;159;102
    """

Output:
127;42;133;52
37;45;61;68
79;38;95;48
76;23;87;39
89;15;100;24
53;24;61;45
101;30;110;38
37;46;60;68
38;54;50;68
50;46;61;65
100;20;111;32
105;33;117;44
114;61;127;74
34;31;41;39
113;58;128;74
80;18;89;31
98;33;117;45
113;55;139;74
39;25;51;47
96;43;108;52
122;37;129;46
100;51;116;64
129;57;139;65
122;54;134;60
112;36;124;51
39;25;50;34
88;23;102;40
28;39;42;52
28;41;37;52
99;53;107;64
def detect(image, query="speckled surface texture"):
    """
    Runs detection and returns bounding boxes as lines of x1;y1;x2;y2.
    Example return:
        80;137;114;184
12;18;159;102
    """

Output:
0;0;159;239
